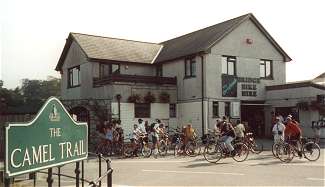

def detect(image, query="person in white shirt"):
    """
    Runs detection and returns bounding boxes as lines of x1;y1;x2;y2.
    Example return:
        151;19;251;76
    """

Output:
272;117;285;143
138;119;147;134
234;120;245;140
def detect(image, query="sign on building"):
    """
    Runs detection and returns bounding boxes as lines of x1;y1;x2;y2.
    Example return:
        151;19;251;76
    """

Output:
5;97;88;177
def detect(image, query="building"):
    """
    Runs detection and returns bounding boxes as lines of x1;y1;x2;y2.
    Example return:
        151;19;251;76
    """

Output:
55;13;323;142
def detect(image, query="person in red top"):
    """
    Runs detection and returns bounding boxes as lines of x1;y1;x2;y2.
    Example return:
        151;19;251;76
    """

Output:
284;116;303;157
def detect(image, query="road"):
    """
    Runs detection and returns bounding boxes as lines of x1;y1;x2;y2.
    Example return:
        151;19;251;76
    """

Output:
6;149;324;187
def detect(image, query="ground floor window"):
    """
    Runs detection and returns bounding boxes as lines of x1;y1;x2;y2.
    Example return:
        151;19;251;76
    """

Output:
169;103;176;118
135;103;150;118
225;102;230;117
212;101;219;118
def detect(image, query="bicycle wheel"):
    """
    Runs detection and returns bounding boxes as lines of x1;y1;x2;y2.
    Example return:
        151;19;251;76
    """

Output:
185;141;201;157
277;143;294;163
158;141;168;156
302;142;320;161
123;146;134;157
203;143;222;163
141;143;152;158
232;142;249;162
174;143;184;157
272;143;280;158
251;141;263;154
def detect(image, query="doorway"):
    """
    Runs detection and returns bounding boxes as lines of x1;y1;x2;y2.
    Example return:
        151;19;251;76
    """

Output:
241;103;265;137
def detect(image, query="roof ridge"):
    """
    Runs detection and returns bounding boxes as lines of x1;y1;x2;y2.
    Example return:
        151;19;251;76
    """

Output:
70;32;161;46
159;13;251;44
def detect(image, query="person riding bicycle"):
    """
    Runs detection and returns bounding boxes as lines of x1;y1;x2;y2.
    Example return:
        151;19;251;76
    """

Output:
138;118;147;134
183;123;197;145
131;124;144;156
234;120;245;142
284;116;303;157
219;116;236;156
272;116;285;144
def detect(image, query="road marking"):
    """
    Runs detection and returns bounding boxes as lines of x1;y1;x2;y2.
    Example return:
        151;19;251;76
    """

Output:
306;178;325;181
142;169;244;176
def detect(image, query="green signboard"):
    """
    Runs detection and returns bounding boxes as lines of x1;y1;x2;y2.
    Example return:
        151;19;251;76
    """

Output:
5;97;88;177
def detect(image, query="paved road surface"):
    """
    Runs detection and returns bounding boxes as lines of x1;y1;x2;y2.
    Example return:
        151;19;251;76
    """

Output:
4;149;324;187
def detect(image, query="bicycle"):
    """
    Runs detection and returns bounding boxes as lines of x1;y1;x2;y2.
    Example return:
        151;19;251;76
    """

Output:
203;135;249;163
273;137;321;162
123;134;152;157
243;132;263;154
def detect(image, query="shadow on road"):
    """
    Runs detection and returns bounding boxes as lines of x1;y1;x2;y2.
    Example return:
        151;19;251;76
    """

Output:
183;162;230;168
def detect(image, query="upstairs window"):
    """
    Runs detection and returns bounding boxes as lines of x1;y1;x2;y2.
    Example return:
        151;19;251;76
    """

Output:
185;57;196;77
100;63;120;78
260;59;273;79
222;56;236;76
156;65;163;77
68;66;80;88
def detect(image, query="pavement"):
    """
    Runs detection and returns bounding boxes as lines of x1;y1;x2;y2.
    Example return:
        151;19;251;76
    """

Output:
1;138;325;187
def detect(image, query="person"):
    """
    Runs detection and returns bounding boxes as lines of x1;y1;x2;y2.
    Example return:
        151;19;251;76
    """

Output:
312;123;321;144
219;116;236;156
276;112;284;124
150;120;161;158
272;117;285;144
138;119;147;134
234;119;245;141
184;123;196;145
105;125;114;144
214;119;222;134
144;120;150;134
131;124;144;156
284;116;302;157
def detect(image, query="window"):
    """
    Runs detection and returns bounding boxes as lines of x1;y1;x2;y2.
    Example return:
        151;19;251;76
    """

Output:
224;102;230;117
222;56;236;75
260;59;273;79
156;65;163;77
99;63;120;78
212;101;219;118
169;103;176;118
68;66;80;88
185;57;196;77
135;103;150;118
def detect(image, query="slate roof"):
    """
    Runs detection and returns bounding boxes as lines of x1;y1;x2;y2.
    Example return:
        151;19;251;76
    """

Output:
56;33;163;70
56;13;291;71
155;13;291;63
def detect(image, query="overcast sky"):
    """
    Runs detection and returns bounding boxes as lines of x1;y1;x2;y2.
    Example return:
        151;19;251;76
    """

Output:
1;0;325;89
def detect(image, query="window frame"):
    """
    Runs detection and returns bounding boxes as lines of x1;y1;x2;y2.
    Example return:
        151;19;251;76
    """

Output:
169;103;177;118
184;57;196;78
224;102;230;117
222;56;236;76
134;103;151;118
260;59;273;79
156;65;163;77
67;65;80;88
99;63;120;78
212;101;219;118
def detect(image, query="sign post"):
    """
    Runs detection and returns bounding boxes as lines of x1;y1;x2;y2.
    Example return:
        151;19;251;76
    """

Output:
4;97;88;182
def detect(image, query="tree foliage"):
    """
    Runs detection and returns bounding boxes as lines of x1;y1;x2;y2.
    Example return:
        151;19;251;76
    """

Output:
0;77;61;114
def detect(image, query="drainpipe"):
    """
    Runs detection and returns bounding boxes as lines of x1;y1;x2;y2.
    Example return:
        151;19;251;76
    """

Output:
201;55;205;135
116;94;121;120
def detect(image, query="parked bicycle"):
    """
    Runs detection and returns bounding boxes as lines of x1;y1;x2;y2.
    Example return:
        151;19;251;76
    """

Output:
123;134;151;157
203;134;249;163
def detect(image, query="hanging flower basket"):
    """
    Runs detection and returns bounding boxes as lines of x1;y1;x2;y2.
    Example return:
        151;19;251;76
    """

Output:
127;94;141;103
159;92;170;103
144;92;156;103
296;101;309;111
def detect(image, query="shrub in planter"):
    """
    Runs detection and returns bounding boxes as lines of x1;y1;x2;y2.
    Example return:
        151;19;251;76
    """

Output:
144;92;156;103
127;94;141;103
296;101;309;111
159;92;170;103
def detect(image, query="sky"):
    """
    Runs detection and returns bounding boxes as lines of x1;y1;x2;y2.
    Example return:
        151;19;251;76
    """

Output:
1;0;325;89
